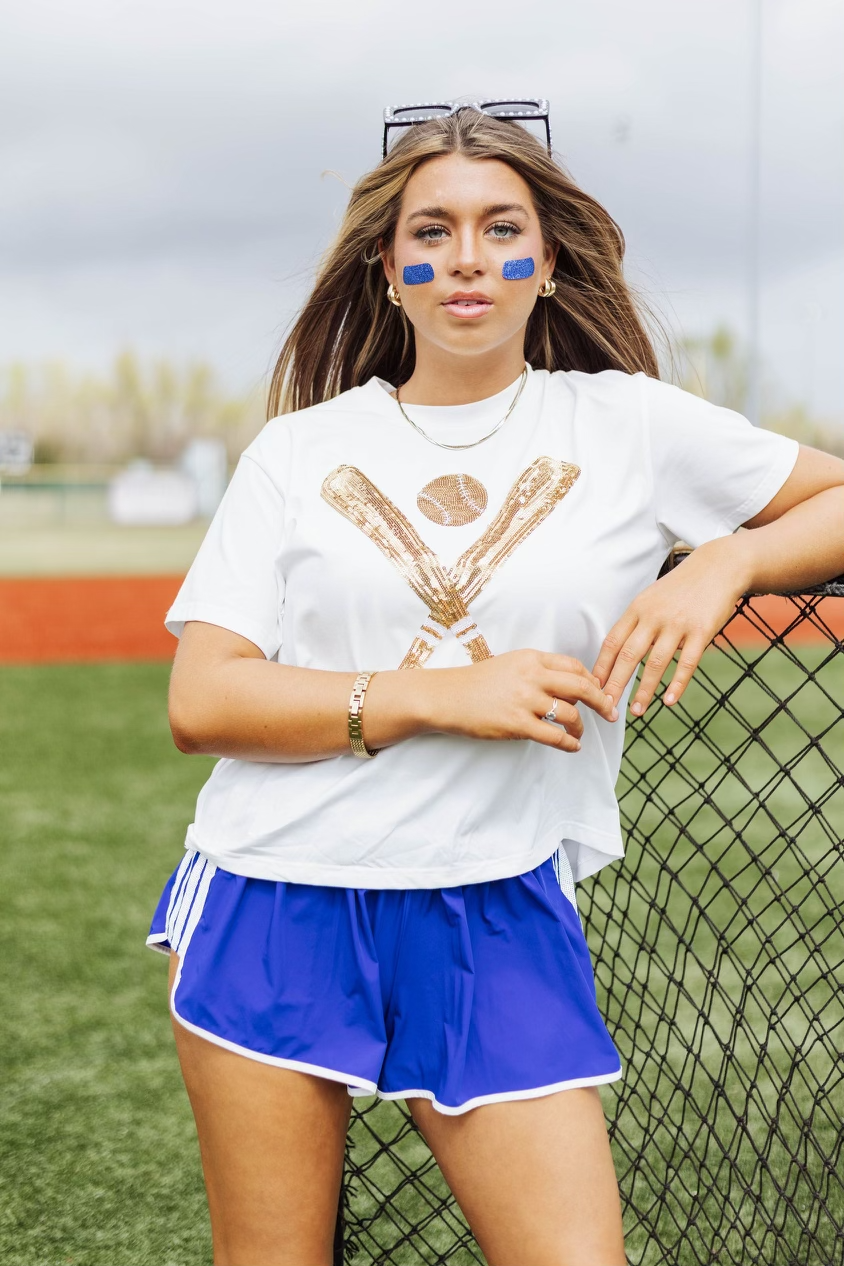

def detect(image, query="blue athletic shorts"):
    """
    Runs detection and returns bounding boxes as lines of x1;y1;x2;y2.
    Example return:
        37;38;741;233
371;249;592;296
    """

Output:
147;849;622;1115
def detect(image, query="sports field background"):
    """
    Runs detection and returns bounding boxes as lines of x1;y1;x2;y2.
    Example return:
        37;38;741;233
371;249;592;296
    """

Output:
2;482;842;666
1;642;839;1265
0;664;213;1266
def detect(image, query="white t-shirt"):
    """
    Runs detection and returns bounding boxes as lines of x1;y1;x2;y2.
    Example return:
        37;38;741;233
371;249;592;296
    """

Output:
166;365;799;888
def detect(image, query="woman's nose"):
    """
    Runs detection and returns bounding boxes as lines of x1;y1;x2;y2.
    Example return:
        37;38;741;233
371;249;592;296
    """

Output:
448;231;486;277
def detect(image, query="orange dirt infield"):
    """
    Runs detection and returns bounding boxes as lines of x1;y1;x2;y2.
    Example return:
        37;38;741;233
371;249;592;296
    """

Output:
0;577;841;663
720;594;843;647
0;576;182;663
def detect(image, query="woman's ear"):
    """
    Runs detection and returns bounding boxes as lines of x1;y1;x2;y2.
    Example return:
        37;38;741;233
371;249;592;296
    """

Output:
542;239;559;279
377;238;396;286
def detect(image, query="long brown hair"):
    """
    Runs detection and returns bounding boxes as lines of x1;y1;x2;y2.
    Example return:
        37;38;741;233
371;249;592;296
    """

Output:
268;109;659;418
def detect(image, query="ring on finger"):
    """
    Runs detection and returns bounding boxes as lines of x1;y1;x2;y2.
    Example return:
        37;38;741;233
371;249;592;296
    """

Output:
543;698;559;723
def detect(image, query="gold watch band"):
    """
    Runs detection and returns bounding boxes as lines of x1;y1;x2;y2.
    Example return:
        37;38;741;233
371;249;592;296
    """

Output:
348;671;380;759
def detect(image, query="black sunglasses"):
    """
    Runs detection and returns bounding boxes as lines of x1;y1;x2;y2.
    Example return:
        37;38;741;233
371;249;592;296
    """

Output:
382;98;552;160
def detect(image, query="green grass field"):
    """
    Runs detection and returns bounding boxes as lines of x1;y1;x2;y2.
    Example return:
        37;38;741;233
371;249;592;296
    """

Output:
0;665;214;1266
0;654;841;1265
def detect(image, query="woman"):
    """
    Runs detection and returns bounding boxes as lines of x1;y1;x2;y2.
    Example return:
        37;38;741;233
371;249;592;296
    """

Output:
147;105;844;1266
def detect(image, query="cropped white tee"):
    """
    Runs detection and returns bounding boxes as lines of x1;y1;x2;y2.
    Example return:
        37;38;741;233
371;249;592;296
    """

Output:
166;365;799;888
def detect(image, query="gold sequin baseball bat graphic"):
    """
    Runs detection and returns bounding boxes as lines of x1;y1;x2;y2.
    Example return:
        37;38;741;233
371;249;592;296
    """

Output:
321;457;580;669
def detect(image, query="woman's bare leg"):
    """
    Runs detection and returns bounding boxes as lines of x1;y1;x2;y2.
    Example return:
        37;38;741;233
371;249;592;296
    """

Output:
410;1086;625;1266
168;953;352;1266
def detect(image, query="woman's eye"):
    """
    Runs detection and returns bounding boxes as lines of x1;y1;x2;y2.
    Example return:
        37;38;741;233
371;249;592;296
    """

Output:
489;222;520;239
416;225;448;242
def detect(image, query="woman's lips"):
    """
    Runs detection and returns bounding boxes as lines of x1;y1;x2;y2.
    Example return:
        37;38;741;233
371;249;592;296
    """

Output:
442;298;493;319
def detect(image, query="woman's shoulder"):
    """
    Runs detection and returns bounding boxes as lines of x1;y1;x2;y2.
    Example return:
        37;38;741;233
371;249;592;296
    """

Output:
543;366;658;400
266;377;392;431
535;368;655;438
541;367;724;422
245;378;393;468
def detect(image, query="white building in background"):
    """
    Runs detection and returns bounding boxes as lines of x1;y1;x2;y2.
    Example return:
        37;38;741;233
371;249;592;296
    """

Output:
0;431;34;476
107;439;227;526
108;460;198;526
180;438;227;518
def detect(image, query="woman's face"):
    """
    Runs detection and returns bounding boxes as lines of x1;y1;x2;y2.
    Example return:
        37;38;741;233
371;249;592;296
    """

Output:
381;152;557;362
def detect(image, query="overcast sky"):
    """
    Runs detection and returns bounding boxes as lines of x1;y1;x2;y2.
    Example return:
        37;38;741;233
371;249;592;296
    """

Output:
1;0;842;419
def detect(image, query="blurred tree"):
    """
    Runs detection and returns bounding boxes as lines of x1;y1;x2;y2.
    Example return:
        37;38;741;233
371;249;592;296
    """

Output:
676;324;749;412
1;337;840;467
0;353;265;466
675;325;843;458
764;405;844;459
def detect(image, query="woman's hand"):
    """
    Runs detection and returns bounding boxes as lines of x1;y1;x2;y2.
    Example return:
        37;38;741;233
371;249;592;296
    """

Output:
418;648;618;752
591;536;752;717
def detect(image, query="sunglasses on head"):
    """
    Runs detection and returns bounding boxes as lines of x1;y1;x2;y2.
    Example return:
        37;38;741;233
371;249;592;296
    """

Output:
382;99;552;160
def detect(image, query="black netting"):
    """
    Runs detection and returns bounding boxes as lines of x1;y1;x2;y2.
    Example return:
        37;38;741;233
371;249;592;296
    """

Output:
335;565;844;1266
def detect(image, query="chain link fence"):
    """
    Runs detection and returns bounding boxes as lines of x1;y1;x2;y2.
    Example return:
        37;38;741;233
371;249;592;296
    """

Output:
333;557;844;1266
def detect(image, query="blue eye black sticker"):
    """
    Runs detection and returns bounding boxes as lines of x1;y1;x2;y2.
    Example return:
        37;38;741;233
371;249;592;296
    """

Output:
502;257;535;280
403;263;435;285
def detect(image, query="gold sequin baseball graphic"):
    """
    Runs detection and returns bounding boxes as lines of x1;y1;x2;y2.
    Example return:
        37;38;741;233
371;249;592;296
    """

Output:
416;474;488;527
321;457;581;669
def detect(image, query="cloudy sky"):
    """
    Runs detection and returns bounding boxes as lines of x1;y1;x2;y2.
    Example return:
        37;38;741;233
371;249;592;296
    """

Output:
2;0;842;419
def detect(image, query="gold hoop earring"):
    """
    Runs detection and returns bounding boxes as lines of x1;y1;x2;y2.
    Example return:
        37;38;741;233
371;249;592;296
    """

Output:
387;283;402;308
538;277;557;298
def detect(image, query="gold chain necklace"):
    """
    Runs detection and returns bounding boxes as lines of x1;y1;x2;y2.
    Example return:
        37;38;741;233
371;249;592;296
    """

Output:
393;367;528;451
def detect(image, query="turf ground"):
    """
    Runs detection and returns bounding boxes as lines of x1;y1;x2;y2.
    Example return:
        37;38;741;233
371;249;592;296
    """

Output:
0;655;840;1265
0;664;214;1266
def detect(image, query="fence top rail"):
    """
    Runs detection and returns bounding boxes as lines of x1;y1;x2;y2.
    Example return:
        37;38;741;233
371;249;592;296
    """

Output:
665;546;844;598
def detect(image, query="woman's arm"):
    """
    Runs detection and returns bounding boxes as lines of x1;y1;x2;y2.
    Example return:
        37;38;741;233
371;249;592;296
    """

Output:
169;622;618;763
593;444;844;717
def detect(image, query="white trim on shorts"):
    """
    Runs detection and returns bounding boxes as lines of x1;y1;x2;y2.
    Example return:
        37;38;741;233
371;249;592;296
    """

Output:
146;932;171;956
370;1067;624;1116
166;1001;622;1111
149;846;620;1114
146;850;212;956
157;850;380;1096
168;1008;380;1095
